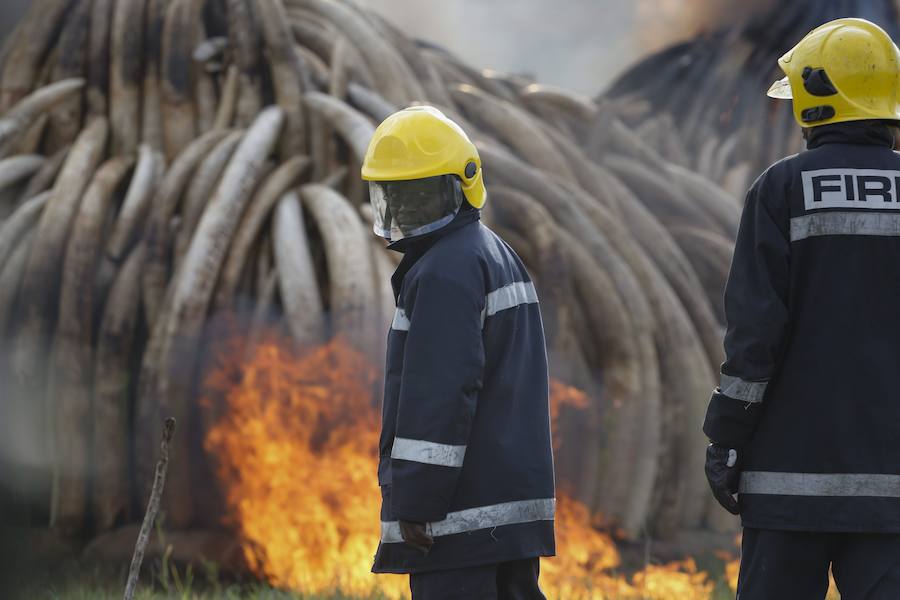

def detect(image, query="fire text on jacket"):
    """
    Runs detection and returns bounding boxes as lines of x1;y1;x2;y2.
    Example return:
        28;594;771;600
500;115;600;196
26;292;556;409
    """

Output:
802;168;900;210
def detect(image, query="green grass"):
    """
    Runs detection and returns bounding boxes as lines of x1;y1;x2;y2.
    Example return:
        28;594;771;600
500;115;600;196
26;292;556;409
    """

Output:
18;585;739;600
38;585;278;599
12;547;741;600
23;583;738;600
13;571;739;600
36;585;362;600
31;589;738;600
10;560;383;600
18;571;374;600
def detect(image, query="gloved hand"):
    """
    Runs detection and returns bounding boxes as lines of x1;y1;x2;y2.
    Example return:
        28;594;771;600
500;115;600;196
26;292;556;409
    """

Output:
705;443;741;515
400;521;434;555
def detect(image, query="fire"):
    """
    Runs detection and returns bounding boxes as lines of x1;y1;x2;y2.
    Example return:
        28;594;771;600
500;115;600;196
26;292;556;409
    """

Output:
722;555;740;592
203;333;718;599
203;335;407;598
545;496;713;599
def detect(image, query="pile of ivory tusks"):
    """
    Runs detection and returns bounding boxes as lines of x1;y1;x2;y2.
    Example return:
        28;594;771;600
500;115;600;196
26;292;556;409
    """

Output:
0;0;742;542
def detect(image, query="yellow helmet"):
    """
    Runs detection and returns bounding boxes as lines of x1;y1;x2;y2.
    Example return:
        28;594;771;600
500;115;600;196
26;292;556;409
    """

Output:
767;18;900;127
361;105;486;209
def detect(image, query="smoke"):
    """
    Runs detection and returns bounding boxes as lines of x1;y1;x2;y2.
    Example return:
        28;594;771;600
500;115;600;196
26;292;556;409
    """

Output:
363;0;779;95
0;0;779;96
362;0;639;94
636;0;778;52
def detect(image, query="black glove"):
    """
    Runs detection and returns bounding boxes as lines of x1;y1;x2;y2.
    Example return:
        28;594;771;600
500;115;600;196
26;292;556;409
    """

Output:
705;443;741;515
399;521;434;555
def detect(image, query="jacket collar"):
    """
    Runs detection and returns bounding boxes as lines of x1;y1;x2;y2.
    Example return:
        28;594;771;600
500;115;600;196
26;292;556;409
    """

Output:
389;208;481;302
806;121;896;150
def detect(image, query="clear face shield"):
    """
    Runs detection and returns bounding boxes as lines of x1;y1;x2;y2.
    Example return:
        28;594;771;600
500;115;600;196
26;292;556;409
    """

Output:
369;175;465;242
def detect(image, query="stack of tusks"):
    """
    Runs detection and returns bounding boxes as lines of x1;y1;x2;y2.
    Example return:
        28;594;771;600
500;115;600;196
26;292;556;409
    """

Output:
0;0;741;542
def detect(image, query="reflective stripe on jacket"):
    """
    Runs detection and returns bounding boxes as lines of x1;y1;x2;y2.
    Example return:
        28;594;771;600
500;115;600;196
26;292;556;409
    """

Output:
703;121;900;532
373;210;556;573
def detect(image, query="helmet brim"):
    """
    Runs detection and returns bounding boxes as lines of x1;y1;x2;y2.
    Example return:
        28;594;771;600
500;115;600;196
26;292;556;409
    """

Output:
767;76;793;100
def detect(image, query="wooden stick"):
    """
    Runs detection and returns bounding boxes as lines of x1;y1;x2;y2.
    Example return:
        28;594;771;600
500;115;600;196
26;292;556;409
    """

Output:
123;417;176;600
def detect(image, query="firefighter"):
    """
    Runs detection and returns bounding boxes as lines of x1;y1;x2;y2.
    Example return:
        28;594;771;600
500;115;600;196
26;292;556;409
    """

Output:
703;18;900;600
362;106;556;599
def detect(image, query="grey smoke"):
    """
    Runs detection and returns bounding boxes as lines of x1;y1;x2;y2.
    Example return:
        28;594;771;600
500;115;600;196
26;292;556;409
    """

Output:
364;0;777;94
0;0;776;97
363;0;640;94
635;0;778;52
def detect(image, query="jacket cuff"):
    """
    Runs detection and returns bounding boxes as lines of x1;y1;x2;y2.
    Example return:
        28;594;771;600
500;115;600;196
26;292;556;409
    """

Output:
390;502;447;524
702;388;762;448
390;459;458;523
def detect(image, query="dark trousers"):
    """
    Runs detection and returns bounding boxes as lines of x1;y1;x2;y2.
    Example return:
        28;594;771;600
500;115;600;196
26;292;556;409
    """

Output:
409;557;545;600
738;529;900;600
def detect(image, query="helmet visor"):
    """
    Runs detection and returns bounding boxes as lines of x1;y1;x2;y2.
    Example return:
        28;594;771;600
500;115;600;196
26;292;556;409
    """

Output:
370;175;464;241
767;76;793;100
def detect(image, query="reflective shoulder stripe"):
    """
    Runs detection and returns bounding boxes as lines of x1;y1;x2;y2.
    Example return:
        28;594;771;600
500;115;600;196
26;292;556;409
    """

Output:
391;308;410;331
740;472;900;498
720;373;767;403
395;282;538;331
486;281;538;317
380;498;555;543
482;281;538;326
390;437;466;468
791;212;900;242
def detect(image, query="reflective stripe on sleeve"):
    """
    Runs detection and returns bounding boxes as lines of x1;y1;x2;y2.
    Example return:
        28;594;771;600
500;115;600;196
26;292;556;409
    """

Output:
486;281;538;317
380;498;556;543
391;308;410;331
391;437;466;467
481;281;538;326
396;282;538;331
791;212;900;242
740;472;900;498
720;373;768;403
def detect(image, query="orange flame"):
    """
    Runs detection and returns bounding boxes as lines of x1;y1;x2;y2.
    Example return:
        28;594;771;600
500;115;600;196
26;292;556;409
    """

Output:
203;334;718;599
204;336;407;598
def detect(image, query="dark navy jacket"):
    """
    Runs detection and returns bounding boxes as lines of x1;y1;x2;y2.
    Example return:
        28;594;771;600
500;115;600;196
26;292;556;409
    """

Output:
372;209;556;574
703;122;900;532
